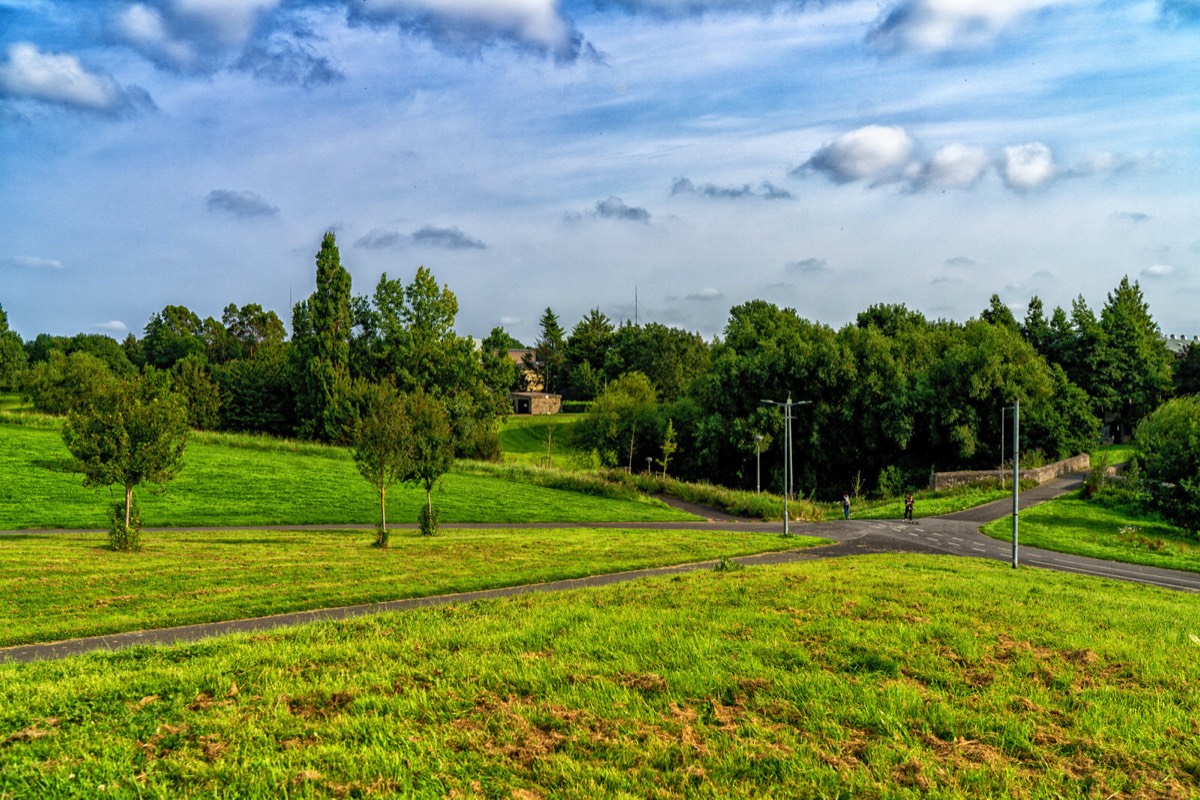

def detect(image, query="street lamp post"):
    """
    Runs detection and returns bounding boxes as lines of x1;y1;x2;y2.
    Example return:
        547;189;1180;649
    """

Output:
1012;399;1020;569
755;434;764;494
761;396;811;536
645;456;653;476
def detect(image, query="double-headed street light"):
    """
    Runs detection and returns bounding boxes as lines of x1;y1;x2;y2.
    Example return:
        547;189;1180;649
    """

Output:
761;396;811;536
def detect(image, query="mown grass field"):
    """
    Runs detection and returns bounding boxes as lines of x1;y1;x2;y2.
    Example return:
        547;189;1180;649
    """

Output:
2;556;1199;798
0;527;824;648
497;414;586;468
981;496;1200;573
824;484;1017;522
0;420;693;529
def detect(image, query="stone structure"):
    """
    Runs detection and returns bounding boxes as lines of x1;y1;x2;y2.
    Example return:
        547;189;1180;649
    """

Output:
510;391;561;415
930;453;1090;491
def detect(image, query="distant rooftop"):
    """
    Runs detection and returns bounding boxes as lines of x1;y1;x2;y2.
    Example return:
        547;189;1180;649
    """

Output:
1163;334;1199;354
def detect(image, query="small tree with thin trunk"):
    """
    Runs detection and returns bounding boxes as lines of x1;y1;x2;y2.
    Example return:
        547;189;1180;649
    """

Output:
352;382;413;547
62;372;189;551
406;390;454;535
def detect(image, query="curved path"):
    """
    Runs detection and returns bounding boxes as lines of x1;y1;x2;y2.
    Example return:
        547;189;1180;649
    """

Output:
3;473;1198;664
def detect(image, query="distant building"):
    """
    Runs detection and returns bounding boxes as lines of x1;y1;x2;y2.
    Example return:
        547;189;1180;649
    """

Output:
1163;334;1199;355
507;349;542;391
510;391;561;415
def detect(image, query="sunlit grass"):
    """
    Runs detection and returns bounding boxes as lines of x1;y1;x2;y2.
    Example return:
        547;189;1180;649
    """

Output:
498;414;586;467
0;422;694;529
2;556;1198;797
981;496;1200;572
0;527;823;647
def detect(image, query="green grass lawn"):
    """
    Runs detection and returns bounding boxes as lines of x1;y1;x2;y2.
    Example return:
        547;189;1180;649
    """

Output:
1096;443;1136;464
981;496;1200;572
0;421;693;529
0;527;823;647
2;555;1198;798
825;484;1017;522
498;414;585;467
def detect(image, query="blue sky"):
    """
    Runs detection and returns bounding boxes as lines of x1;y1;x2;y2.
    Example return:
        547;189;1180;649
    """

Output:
2;0;1198;345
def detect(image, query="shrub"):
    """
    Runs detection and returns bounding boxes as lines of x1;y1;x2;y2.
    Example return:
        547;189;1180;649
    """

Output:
877;465;905;499
108;499;142;552
419;504;440;537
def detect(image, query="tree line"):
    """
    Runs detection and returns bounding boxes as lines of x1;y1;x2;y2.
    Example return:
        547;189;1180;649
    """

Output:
2;235;1198;510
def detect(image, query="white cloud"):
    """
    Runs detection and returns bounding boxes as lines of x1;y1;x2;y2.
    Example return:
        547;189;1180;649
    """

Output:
0;43;126;111
115;0;282;70
687;287;722;300
914;143;990;190
4;255;64;270
96;320;128;332
1000;142;1056;191
349;0;581;59
1142;264;1173;278
868;0;1082;54
800;125;915;184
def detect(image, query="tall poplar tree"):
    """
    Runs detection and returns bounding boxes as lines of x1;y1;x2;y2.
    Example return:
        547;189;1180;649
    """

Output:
292;232;354;441
1095;276;1173;440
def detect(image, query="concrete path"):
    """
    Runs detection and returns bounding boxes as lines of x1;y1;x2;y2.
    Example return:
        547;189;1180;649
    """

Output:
5;471;1198;664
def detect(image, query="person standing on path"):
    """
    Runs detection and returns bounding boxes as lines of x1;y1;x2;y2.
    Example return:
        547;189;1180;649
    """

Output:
904;493;914;523
842;493;851;520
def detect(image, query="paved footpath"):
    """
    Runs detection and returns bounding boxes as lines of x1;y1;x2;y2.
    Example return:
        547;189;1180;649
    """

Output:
4;473;1198;664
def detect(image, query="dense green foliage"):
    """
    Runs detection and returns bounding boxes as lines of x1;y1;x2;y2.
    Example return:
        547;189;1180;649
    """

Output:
1134;396;1200;531
2;557;1198;797
1;267;1183;498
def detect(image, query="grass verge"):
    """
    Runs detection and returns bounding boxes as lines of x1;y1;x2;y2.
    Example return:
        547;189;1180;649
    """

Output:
981;495;1200;572
1;555;1198;797
0;423;694;529
828;482;1027;522
0;527;823;648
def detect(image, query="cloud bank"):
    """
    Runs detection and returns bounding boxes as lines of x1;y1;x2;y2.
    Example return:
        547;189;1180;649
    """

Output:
797;124;1147;194
0;42;152;114
346;0;587;61
868;0;1083;54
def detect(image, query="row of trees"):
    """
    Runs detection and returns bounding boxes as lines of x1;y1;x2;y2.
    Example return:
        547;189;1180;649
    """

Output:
7;234;511;458
571;280;1188;498
1;241;1193;505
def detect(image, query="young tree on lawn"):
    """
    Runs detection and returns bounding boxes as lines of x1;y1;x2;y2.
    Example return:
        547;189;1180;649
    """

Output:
406;390;454;535
353;382;413;547
62;372;189;551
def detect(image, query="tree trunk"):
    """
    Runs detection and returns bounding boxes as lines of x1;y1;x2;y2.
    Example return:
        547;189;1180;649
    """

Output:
380;487;387;533
627;424;636;473
124;484;134;531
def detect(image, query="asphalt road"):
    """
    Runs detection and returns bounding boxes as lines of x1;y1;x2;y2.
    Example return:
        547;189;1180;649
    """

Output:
3;472;1197;663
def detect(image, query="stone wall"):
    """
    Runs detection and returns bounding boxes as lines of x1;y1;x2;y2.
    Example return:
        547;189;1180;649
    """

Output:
931;453;1090;491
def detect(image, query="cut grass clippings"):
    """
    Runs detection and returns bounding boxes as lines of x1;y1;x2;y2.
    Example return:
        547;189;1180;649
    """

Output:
1;556;1198;797
0;422;694;530
0;527;824;648
981;495;1200;573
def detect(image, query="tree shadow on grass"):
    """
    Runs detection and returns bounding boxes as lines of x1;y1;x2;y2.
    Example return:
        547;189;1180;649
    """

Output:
32;458;77;474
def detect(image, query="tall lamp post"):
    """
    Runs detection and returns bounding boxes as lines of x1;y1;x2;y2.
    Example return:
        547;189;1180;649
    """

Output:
754;434;764;494
1011;399;1020;569
761;396;811;536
